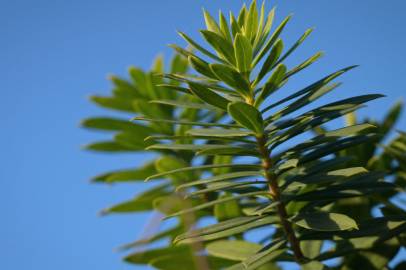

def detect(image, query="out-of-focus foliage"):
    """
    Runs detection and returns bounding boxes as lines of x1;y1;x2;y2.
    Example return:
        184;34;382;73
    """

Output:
84;1;406;269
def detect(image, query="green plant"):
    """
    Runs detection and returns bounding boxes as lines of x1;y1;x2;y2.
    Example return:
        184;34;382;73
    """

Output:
84;1;406;269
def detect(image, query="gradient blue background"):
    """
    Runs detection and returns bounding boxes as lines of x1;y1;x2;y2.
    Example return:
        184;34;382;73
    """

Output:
1;0;405;269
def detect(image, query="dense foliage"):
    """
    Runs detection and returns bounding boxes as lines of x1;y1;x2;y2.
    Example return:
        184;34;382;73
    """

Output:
83;1;406;269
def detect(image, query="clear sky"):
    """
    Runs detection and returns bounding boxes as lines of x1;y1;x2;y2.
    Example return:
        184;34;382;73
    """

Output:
1;0;405;269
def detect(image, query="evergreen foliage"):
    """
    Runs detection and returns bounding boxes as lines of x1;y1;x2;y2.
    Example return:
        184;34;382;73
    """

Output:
83;1;406;269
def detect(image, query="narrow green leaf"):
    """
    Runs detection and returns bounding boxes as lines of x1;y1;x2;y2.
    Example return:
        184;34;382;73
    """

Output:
166;191;266;219
381;100;403;136
300;216;406;241
207;240;262;261
230;263;282;270
252;2;264;47
230;13;240;37
156;83;190;94
214;193;242;221
210;64;250;96
203;9;221;34
163;73;237;95
115;132;152;149
119;225;181;250
89;95;135;113
253;14;292;66
290;179;393;202
187;128;254;137
291;212;358;231
176;171;261;190
128;67;149;97
268;110;360;150
187;181;264;197
146;163;261;181
81;117;152;133
149;99;215;110
274;124;376;154
110;75;140;98
133;116;238;128
267;82;341;123
201;30;236;64
228;101;264;134
324;123;376;137
255;63;287;107
242;241;287;270
285;51;324;78
168;44;193;64
124;245;191;265
261;7;276;38
277;158;299;171
237;4;247;27
300;240;323;260
256;39;284;82
244;0;258;41
234;34;253;73
145;134;252;144
219;11;232;42
84;141;136;152
164;74;240;99
153;195;195;215
133;100;172;124
248;201;280;216
280;157;353;182
101;184;169;214
267;95;383;148
168;44;194;59
253;7;275;55
188;81;230;110
155;156;194;182
176;216;260;243
197;145;259;157
284;167;368;188
261;65;358;114
188;55;218;79
174;215;279;244
274;28;314;66
170;53;189;75
152;54;164;73
92;161;157;183
302;261;330;270
212;155;233;175
147;143;231;152
150;254;233;270
178;31;225;63
299;134;379;164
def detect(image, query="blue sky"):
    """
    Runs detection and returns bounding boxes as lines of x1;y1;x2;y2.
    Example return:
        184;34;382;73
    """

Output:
1;0;405;269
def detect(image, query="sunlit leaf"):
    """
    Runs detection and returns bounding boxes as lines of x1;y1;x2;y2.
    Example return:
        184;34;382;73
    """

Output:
201;30;236;64
207;240;262;261
210;64;250;96
188;81;230;110
291;212;358;231
228;101;264;134
187;128;254;137
234;33;253;73
92;161;156;183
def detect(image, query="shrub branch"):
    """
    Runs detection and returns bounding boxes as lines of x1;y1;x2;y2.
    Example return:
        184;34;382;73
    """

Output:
256;130;305;262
